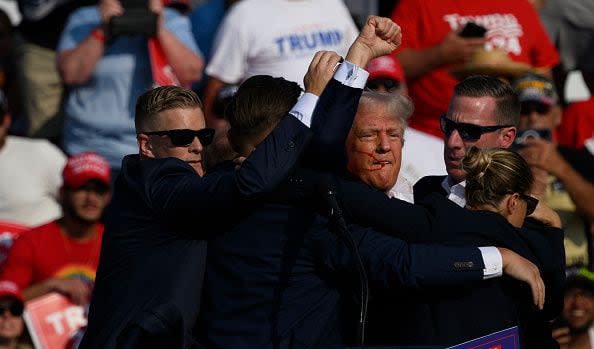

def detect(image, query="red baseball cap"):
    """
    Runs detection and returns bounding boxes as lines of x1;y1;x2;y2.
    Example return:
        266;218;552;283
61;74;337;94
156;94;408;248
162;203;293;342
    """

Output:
162;0;190;10
0;281;24;303
63;152;111;190
366;55;405;83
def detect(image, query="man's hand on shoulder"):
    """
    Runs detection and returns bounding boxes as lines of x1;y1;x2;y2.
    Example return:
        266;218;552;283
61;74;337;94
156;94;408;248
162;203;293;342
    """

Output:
346;15;402;67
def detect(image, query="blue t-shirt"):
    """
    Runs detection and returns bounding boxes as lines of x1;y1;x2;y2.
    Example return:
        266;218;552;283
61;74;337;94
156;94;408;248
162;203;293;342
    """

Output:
189;0;225;92
58;6;201;169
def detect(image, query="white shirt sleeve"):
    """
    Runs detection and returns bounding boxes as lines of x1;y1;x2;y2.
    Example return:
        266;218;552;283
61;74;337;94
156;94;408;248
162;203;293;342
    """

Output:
333;60;369;89
289;93;319;127
289;60;369;127
478;246;503;279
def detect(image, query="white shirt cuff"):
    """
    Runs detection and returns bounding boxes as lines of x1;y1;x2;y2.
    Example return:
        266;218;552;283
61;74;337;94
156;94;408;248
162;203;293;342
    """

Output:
478;246;503;280
289;92;319;128
333;60;369;89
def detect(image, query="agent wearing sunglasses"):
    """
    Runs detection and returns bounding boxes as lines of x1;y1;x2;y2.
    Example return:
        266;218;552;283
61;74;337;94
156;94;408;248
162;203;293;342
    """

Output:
81;83;316;349
0;281;28;349
513;73;594;269
408;147;562;347
414;75;518;207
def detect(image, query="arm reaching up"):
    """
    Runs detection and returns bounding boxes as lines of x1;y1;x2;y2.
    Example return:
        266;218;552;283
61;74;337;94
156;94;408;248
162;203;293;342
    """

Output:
346;15;402;68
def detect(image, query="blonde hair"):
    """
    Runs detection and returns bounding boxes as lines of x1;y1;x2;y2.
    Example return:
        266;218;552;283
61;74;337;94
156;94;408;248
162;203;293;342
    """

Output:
135;86;203;132
462;147;533;210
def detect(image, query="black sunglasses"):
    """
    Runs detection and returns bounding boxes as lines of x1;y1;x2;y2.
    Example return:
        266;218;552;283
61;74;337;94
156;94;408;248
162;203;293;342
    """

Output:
143;128;215;147
520;102;551;115
440;115;513;141
519;194;539;216
0;301;23;317
366;78;401;92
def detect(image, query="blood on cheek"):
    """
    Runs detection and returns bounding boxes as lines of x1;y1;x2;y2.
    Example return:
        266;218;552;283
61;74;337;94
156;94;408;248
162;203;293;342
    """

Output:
353;150;386;171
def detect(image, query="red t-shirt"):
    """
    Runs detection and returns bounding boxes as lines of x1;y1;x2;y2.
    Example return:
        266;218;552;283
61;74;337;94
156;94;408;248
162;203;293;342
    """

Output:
0;221;103;289
392;0;560;137
557;97;594;149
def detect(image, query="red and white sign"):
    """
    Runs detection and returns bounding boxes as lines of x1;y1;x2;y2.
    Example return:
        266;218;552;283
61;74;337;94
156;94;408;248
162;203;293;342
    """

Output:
23;293;87;349
148;38;181;87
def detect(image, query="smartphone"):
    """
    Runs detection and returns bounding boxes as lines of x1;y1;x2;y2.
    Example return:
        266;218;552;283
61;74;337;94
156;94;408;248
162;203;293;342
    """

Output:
459;22;487;38
513;129;552;149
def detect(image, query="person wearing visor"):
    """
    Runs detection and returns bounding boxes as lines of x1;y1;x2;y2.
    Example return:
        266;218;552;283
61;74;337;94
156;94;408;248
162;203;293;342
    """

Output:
0;152;111;306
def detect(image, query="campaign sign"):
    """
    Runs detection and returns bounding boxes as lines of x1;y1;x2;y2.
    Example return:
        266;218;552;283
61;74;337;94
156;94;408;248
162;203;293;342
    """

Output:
448;326;520;349
23;293;87;349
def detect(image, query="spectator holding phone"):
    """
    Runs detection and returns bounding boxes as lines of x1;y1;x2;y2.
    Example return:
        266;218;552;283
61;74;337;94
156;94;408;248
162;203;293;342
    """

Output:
56;0;203;173
513;74;594;268
390;0;559;181
553;268;594;349
391;0;559;139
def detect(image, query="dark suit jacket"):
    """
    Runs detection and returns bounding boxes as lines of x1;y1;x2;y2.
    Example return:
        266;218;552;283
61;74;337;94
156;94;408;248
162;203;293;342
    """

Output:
334;175;564;347
199;81;489;349
80;115;312;349
201;191;488;349
413;175;446;204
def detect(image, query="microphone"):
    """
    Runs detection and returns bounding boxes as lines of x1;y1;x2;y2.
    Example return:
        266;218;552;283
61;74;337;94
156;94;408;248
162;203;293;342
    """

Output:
318;175;344;221
317;175;369;347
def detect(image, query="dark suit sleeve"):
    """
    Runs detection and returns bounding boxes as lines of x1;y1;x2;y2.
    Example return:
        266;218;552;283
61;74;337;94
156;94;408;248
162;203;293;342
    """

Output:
521;219;566;320
148;115;312;218
310;218;485;290
303;79;362;172
334;177;434;242
413;175;447;203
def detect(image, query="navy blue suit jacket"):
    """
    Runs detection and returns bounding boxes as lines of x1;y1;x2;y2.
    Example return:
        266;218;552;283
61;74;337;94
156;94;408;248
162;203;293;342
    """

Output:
201;191;487;349
337;175;564;347
200;81;488;349
80;115;312;349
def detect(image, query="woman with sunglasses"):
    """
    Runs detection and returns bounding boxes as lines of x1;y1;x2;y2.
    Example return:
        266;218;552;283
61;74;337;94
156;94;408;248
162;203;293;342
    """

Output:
463;146;555;230
0;281;31;349
325;145;563;347
413;147;563;347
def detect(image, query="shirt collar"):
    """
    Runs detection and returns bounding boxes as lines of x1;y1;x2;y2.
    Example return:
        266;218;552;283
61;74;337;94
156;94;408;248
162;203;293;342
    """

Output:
441;176;467;207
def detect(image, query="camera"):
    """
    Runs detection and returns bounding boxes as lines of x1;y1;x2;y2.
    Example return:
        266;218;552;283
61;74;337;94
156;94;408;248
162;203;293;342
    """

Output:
109;0;157;37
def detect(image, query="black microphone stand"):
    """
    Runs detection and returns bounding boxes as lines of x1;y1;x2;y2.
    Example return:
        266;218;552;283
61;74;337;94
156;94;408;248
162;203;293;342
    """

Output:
323;184;369;347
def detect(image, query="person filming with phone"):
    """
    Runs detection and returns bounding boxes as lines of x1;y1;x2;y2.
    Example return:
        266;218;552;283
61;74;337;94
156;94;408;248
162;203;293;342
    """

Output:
56;0;203;175
512;74;594;268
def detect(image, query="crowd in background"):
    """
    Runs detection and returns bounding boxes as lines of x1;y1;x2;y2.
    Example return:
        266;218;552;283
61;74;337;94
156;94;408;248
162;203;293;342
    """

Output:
0;0;592;348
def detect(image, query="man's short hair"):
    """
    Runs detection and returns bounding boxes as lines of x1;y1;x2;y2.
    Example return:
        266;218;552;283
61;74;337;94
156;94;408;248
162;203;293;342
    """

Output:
226;75;301;142
135;86;203;132
358;90;414;137
453;75;520;127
